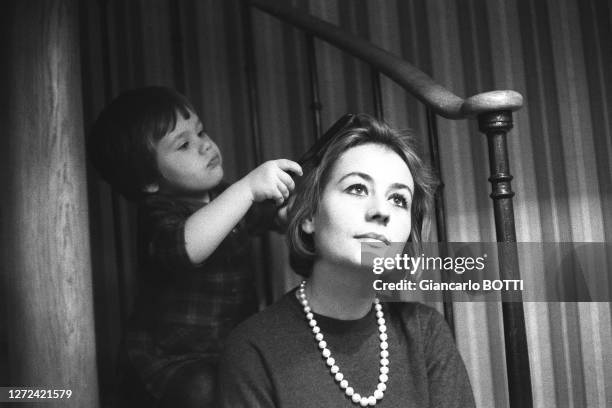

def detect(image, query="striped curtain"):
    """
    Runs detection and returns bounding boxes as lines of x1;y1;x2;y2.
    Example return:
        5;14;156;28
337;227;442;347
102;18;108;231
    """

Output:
79;0;611;406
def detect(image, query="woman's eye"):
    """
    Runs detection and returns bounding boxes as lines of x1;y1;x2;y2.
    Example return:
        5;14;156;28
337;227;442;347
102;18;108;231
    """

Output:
390;193;409;208
197;130;205;138
178;141;189;150
346;184;368;196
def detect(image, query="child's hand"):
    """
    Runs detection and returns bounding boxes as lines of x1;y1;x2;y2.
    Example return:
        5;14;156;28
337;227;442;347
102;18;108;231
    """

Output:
242;159;302;204
275;194;295;229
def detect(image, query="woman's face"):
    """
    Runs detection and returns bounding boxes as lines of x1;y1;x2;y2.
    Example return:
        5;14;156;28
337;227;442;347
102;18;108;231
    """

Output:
303;143;414;269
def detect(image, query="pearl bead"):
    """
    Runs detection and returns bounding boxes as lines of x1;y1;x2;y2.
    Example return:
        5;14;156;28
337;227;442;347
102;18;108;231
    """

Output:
340;380;348;389
334;371;343;381
377;383;386;392
312;326;320;334
381;358;389;366
318;340;326;349
380;341;388;350
306;312;314;320
374;298;380;304
377;318;385;325
368;395;377;405
380;366;389;374
378;323;387;332
360;396;369;406
379;373;388;383
309;319;317;327
322;348;331;358
374;389;384;400
326;357;335;366
315;333;324;341
380;350;389;358
374;302;382;309
376;311;384;318
301;299;308;306
330;365;339;374
379;333;388;341
299;292;306;299
345;387;354;396
303;306;311;313
352;393;361;403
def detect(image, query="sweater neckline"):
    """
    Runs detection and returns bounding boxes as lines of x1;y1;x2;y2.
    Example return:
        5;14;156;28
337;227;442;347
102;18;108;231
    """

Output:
287;287;377;335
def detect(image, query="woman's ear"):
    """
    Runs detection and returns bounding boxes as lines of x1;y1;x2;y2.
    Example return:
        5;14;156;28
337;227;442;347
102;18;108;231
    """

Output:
301;217;315;234
143;183;159;194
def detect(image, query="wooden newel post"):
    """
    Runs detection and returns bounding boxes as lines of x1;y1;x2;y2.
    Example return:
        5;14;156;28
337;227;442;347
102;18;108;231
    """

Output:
478;110;533;408
479;111;518;244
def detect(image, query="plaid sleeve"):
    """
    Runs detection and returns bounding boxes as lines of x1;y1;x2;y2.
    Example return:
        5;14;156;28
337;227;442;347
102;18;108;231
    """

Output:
140;196;200;273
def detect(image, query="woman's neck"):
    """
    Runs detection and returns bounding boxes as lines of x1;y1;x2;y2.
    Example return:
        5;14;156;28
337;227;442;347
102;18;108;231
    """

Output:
304;261;376;320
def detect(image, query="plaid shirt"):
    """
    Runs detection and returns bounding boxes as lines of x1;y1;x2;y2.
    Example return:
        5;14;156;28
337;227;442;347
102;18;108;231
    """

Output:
124;183;275;398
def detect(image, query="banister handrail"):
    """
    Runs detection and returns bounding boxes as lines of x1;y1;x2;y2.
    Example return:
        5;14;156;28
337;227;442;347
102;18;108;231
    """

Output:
249;0;523;119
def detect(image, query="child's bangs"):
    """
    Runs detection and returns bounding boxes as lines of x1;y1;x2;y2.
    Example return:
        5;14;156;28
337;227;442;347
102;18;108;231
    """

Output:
146;99;193;148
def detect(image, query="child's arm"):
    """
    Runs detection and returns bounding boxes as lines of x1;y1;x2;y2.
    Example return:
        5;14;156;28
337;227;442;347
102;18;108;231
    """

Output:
184;159;302;264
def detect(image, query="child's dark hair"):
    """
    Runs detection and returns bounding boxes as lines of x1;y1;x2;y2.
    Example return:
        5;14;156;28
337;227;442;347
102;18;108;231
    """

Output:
87;86;194;200
287;113;438;277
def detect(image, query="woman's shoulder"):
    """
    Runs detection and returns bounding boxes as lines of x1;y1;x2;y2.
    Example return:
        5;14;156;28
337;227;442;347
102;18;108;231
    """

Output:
386;301;450;338
225;289;302;346
387;301;445;320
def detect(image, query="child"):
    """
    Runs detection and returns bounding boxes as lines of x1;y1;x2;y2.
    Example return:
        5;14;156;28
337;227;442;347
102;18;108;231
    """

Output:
87;86;302;407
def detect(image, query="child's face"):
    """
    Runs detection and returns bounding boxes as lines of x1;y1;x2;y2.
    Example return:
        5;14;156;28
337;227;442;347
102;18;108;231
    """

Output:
150;110;223;200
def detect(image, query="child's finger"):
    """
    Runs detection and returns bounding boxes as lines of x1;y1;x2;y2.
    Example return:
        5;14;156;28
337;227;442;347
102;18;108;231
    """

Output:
277;171;295;192
273;187;287;205
274;159;303;177
277;182;290;199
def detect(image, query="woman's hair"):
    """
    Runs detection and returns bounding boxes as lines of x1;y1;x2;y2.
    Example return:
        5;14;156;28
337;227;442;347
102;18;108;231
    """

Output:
287;113;438;277
87;86;194;201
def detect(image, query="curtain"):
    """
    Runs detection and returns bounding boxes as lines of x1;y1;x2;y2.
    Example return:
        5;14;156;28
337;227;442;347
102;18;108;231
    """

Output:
78;0;611;406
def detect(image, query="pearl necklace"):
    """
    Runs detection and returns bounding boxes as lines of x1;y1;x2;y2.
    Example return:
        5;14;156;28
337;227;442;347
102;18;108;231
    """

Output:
298;280;389;407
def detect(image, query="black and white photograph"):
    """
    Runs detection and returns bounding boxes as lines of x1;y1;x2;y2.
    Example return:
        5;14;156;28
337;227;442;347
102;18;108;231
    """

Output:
0;0;611;407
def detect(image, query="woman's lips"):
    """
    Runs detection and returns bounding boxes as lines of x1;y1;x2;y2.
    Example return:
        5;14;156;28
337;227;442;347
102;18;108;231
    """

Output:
354;233;390;246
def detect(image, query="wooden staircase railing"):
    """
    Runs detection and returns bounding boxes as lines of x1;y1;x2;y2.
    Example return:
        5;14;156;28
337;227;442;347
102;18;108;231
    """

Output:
248;0;522;119
245;1;531;407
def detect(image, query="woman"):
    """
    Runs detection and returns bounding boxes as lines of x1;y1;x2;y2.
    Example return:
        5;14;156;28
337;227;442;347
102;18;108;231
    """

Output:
218;114;475;407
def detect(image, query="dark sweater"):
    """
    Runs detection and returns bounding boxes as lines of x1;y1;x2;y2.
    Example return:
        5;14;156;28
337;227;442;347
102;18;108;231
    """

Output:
218;289;475;407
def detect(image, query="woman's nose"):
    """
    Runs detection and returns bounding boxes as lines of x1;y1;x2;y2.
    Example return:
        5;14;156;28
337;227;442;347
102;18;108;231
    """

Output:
365;202;390;226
